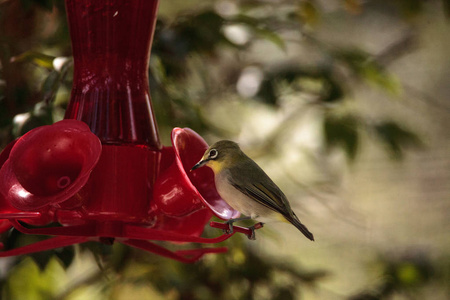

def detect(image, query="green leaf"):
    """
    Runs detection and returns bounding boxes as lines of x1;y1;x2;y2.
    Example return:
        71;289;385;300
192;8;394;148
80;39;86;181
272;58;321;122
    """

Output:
40;58;72;105
232;15;286;50
396;263;422;285
41;70;61;102
335;49;401;95
297;1;320;25
362;61;400;94
4;256;66;300
251;26;286;50
12;102;53;137
30;250;54;271
372;121;422;159
324;114;360;160
10;51;55;69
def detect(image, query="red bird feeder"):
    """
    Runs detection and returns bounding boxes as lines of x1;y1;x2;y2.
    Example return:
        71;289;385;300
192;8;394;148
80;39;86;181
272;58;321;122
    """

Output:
0;0;257;263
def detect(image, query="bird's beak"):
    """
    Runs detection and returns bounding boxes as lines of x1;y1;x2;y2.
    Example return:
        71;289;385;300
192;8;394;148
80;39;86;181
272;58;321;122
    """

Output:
190;159;208;171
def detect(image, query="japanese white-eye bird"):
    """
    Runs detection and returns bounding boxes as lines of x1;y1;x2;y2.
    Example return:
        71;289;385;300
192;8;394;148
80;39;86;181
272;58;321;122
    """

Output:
191;140;314;241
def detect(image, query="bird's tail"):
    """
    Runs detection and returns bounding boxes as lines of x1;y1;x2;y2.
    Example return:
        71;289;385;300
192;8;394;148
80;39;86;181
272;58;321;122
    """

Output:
286;213;314;241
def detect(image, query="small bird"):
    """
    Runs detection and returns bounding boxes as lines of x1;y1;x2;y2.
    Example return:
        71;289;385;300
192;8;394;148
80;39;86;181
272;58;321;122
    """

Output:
191;140;314;241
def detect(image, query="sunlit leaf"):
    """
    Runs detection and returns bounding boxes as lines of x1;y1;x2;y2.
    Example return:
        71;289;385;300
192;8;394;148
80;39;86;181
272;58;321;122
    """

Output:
362;61;401;95
4;257;65;300
10;51;55;70
396;263;422;285
335;49;401;95
297;1;320;25
30;250;54;271
252;26;286;50
232;15;286;50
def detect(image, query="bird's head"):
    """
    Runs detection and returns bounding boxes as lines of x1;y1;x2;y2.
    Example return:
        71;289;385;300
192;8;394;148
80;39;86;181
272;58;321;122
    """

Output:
191;140;242;174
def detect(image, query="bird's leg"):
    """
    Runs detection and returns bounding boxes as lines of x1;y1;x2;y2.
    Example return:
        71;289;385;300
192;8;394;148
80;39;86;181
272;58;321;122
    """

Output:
224;216;252;234
247;222;264;240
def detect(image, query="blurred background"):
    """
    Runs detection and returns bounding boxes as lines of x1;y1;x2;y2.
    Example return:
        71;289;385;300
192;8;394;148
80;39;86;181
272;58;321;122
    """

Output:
0;0;449;299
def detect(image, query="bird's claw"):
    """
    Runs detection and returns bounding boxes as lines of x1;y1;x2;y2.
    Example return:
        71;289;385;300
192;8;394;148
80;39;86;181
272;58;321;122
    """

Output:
219;218;263;239
246;222;264;240
247;228;256;240
224;220;235;234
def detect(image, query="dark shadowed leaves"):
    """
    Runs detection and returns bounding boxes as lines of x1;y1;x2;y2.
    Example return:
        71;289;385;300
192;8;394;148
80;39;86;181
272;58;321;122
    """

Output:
372;121;422;159
324;114;360;160
152;11;227;79
128;238;327;300
29;246;75;271
444;0;450;18
28;0;54;11
254;65;344;106
171;10;227;56
2;229;74;270
11;100;54;137
349;250;436;300
256;77;278;106
53;246;75;269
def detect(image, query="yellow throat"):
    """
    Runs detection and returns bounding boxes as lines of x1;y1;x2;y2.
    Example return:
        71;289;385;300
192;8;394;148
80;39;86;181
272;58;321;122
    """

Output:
206;159;225;174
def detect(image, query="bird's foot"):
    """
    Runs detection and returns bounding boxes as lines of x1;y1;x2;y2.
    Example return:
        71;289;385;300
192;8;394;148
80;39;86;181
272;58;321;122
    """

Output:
223;216;252;235
224;219;235;234
247;222;264;240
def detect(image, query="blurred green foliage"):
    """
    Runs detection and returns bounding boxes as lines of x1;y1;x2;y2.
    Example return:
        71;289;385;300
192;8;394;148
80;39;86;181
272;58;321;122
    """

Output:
0;0;446;299
349;250;446;300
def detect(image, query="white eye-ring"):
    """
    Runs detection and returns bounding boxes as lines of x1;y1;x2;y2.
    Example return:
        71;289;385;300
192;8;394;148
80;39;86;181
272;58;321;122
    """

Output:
209;149;218;159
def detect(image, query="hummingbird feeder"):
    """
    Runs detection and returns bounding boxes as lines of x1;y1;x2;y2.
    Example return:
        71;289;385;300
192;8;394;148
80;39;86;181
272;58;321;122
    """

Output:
0;0;259;263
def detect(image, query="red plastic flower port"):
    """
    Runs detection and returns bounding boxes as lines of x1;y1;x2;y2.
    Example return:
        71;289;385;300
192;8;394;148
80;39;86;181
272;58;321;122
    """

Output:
153;128;240;220
0;120;102;212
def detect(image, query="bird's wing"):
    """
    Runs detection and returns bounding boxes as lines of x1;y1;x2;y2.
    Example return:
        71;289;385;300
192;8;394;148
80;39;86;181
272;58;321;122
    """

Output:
227;160;294;217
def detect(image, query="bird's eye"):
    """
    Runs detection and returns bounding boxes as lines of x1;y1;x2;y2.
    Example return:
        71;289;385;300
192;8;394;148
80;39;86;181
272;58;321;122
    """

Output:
209;149;218;159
